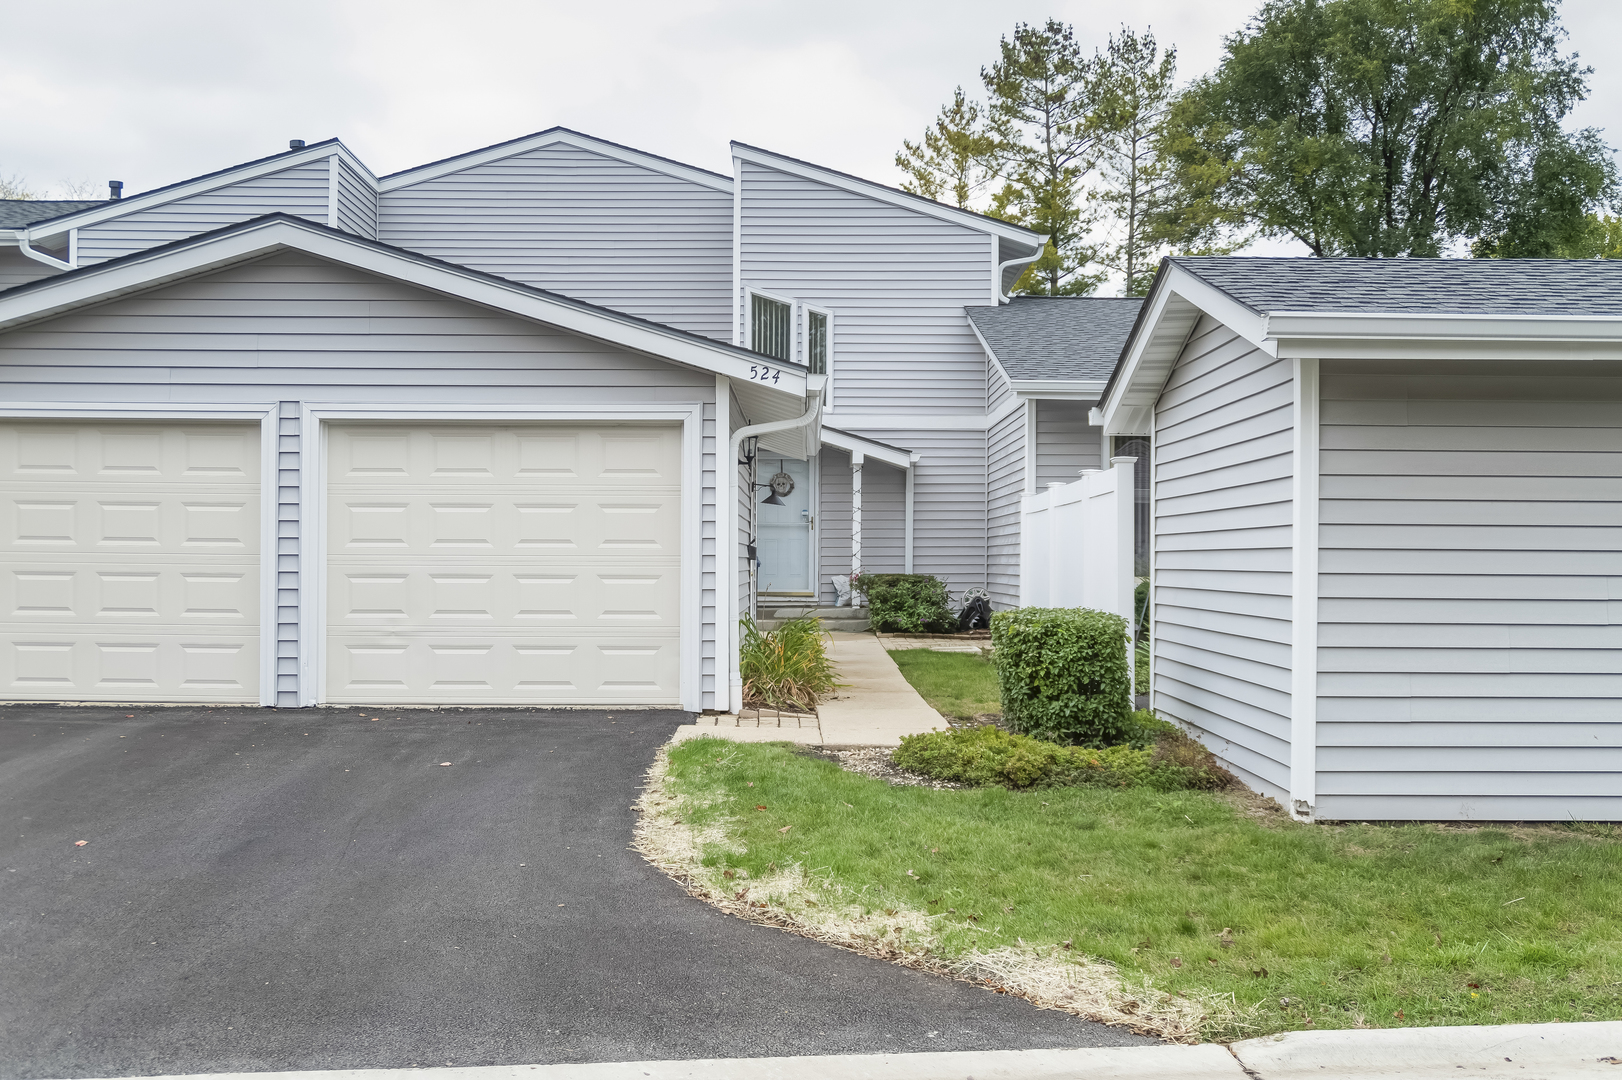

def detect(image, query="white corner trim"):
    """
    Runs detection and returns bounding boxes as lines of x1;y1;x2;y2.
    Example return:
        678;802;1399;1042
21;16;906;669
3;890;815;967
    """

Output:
1288;358;1320;821
380;129;734;194
732;142;1046;248
327;154;340;229
732;157;744;349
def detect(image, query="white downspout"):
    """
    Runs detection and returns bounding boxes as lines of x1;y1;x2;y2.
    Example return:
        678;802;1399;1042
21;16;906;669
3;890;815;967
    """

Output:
723;384;823;714
996;241;1046;303
14;231;72;272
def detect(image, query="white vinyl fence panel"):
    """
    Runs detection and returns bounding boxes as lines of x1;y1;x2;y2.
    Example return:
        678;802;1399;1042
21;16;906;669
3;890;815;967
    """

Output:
1020;458;1135;625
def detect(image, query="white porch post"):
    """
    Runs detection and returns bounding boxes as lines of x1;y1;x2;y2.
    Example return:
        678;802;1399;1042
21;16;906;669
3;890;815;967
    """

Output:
850;451;864;601
903;453;918;573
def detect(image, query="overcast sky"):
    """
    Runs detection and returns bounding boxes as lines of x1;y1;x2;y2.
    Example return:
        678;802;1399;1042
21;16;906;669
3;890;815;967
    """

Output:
6;0;1621;259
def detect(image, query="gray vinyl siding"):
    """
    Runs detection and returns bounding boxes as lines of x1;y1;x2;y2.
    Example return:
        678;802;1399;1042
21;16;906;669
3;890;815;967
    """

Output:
377;143;733;340
0;247;61;291
334;158;378;239
987;355;1012;411
1151;315;1295;801
1034;399;1102;485
820;427;987;602
1314;358;1622;821
815;449;906;603
738;161;996;414
74;161;333;264
987;405;1025;609
0;249;719;709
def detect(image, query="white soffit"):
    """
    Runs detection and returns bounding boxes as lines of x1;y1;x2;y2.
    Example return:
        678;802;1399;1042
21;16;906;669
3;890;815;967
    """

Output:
0;217;811;401
819;427;912;470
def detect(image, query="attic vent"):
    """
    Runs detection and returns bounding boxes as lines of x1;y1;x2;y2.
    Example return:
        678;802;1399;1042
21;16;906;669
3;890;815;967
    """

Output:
289;139;306;149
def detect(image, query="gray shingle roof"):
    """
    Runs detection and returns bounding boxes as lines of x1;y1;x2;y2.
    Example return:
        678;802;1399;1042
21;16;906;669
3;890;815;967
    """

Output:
966;296;1144;380
1173;256;1622;316
0;200;108;229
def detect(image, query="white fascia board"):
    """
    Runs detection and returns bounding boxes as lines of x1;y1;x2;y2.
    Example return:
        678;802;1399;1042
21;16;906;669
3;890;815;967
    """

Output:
1266;311;1622;360
819;427;912;470
1010;379;1107;397
732;142;1045;248
1096;263;1270;436
380;129;734;194
25;142;375;245
0;218;809;400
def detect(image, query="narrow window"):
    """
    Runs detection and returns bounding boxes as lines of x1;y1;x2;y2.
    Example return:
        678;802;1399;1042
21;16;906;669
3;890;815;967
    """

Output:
806;309;828;375
750;293;792;362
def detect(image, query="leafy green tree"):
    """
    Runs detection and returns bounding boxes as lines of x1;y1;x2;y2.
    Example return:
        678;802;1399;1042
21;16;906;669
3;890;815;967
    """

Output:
896;88;997;209
982;19;1112;295
1092;28;1179;295
1161;0;1617;258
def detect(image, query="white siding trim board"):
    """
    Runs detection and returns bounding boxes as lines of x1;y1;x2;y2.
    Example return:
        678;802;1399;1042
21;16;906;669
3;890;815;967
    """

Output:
0;400;280;705
380;129;734;195
1289;358;1320;820
298;402;708;711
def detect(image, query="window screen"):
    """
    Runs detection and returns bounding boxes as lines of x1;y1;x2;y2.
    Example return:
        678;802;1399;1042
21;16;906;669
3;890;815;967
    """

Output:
806;310;828;374
750;294;792;362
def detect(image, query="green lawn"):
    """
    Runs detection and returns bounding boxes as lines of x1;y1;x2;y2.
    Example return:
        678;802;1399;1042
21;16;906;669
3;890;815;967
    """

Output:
664;738;1622;1041
889;648;1001;718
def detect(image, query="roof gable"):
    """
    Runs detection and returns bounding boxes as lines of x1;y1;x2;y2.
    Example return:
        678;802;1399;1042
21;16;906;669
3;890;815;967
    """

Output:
0;214;810;412
379;128;733;194
19;140;375;242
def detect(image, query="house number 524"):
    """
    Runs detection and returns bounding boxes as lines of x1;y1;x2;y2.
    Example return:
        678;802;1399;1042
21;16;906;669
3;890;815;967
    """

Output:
748;365;782;384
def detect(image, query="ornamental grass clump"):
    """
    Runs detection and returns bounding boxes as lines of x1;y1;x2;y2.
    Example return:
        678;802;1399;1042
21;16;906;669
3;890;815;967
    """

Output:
892;719;1234;792
852;573;957;633
738;615;837;710
991;607;1133;746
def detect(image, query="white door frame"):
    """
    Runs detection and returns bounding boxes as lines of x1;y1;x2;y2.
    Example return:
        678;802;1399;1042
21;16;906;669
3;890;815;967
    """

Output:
0;401;280;704
757;452;818;597
299;402;705;711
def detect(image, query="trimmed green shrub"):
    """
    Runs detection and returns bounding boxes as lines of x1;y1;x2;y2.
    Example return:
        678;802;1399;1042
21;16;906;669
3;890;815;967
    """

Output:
892;716;1233;791
852;573;957;634
738;615;837;710
991;606;1132;746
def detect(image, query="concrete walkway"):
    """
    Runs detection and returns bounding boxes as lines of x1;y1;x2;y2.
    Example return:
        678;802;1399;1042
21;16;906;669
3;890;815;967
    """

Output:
60;1020;1622;1079
673;632;946;748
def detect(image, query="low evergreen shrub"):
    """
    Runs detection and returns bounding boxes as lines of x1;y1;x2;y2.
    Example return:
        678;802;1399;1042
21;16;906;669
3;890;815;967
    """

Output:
892;716;1233;792
991;606;1132;746
852;573;957;634
738;615;837;710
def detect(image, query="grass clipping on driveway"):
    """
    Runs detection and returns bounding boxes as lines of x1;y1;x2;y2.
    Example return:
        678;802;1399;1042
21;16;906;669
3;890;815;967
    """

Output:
635;737;1622;1043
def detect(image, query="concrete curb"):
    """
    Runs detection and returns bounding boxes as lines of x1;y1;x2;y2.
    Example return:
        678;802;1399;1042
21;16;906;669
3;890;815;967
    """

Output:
64;1045;1244;1080
54;1021;1622;1080
1230;1019;1622;1078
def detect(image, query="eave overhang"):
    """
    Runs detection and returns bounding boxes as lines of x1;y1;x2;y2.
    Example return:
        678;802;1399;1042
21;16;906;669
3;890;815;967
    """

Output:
1094;260;1622;435
0;214;811;409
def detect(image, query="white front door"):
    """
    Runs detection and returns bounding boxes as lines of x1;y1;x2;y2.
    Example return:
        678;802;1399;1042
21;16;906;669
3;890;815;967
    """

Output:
325;423;682;705
756;456;812;594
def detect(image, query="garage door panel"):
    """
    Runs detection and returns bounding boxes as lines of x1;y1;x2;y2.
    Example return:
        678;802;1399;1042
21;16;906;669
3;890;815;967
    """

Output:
329;494;678;554
328;635;680;704
0;634;256;699
0;420;260;704
327;424;682;706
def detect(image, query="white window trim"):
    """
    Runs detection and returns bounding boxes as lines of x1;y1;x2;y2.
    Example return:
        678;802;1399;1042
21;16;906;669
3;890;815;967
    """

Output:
297;402;705;712
0;401;280;705
802;303;834;409
744;287;796;363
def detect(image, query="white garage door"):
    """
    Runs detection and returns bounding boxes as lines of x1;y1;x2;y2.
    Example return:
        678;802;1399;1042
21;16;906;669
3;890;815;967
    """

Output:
0;421;261;702
326;424;682;705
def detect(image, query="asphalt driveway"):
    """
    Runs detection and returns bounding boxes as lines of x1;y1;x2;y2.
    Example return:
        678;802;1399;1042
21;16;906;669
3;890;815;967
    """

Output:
0;706;1150;1078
